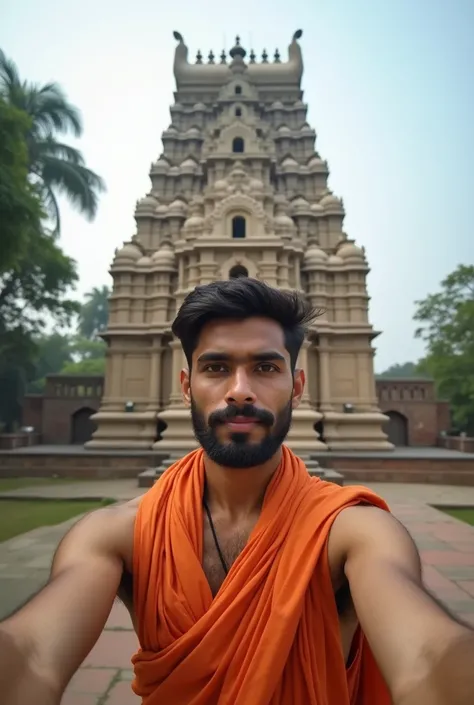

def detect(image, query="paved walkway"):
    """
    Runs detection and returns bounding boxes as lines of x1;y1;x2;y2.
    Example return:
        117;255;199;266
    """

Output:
1;480;474;704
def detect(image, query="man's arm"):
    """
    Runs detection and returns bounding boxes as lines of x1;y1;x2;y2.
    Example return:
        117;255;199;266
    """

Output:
0;503;133;704
329;505;474;705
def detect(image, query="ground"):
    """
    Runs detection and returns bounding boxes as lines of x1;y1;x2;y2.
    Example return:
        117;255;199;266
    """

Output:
0;479;474;704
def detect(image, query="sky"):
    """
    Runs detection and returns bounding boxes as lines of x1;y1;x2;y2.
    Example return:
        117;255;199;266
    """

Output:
2;0;473;371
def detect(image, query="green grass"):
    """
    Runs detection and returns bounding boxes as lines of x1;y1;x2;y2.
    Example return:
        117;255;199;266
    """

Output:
440;507;474;526
0;500;108;542
0;477;88;492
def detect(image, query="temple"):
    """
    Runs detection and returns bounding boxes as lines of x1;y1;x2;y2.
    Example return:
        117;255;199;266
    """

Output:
87;30;392;452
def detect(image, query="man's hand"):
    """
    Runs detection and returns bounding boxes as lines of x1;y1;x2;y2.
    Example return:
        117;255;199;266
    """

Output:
329;505;474;705
0;502;135;703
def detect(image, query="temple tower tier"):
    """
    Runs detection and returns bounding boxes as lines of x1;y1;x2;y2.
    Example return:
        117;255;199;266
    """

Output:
86;30;392;453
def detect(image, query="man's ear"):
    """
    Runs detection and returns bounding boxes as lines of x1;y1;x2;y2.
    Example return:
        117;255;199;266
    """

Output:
181;368;191;407
292;368;305;409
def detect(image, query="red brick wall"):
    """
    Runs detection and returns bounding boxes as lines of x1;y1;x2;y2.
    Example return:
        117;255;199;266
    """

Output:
376;379;449;446
42;396;100;444
22;395;44;434
25;375;103;445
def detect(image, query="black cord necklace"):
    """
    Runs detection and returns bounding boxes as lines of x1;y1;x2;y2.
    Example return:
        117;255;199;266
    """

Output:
203;493;229;576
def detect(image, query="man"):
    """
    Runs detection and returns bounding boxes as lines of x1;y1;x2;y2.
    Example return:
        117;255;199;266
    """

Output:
0;278;473;705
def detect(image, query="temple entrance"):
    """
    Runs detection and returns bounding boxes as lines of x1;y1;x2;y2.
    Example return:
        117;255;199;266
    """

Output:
71;407;97;444
385;411;409;446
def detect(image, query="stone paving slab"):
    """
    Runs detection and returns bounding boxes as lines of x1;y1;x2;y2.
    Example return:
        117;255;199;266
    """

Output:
0;479;473;703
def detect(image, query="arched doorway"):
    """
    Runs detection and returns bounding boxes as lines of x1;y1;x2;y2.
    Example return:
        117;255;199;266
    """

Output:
385;411;409;446
71;407;97;444
229;264;249;278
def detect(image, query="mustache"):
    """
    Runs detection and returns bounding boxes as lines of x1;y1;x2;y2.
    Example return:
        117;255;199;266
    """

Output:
208;404;275;428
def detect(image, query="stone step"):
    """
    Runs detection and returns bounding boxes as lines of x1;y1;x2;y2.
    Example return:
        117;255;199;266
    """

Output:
137;468;158;488
139;461;343;487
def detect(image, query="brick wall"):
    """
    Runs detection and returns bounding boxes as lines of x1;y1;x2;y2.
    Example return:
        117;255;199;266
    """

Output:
23;375;103;444
22;395;44;434
376;378;449;446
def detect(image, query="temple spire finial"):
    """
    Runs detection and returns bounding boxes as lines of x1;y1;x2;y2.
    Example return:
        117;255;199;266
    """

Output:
229;35;247;60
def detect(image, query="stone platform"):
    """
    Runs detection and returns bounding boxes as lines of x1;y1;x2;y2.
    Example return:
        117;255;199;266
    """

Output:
1;445;474;486
313;447;474;486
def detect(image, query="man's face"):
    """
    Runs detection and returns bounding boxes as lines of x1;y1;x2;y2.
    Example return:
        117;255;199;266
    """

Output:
180;317;305;468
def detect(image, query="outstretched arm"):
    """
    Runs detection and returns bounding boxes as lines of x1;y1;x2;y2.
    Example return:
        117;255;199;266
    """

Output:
0;503;133;704
330;505;474;705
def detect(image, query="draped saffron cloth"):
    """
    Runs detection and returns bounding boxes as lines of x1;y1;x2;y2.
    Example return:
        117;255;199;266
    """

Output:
131;445;392;704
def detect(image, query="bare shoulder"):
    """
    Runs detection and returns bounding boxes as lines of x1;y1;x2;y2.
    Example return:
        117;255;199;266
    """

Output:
327;504;421;585
52;497;140;576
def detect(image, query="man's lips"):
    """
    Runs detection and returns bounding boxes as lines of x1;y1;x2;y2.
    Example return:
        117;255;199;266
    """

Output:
225;416;260;431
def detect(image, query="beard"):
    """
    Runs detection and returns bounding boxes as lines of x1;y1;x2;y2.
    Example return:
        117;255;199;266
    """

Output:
190;398;293;469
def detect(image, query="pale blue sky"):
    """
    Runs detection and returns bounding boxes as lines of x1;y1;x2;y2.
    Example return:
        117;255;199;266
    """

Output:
3;0;473;371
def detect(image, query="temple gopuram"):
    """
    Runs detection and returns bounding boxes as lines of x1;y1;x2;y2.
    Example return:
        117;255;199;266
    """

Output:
87;30;392;452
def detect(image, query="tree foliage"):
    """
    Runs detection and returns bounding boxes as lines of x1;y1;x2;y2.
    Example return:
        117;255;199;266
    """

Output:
414;265;474;434
0;229;79;337
78;285;110;339
60;336;107;375
0;49;106;430
0;49;105;235
377;361;428;379
0;97;43;274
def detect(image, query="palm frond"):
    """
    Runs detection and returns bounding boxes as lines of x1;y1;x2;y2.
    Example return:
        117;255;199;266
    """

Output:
0;49;21;91
39;156;106;220
30;138;86;168
23;84;82;138
41;185;62;237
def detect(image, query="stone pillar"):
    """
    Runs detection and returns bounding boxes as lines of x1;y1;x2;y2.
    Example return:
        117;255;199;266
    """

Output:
285;339;327;451
154;338;198;451
278;253;290;288
146;338;163;411
318;341;333;412
168;338;186;405
259;250;278;285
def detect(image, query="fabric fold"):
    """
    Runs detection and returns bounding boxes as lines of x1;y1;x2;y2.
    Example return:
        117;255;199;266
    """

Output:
132;445;392;704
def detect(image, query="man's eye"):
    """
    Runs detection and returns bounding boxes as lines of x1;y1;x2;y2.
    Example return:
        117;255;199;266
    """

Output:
204;364;227;373
256;363;278;373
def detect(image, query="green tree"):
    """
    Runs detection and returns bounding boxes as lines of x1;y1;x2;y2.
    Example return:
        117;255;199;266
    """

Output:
0;231;79;430
0;229;79;336
27;333;74;392
414;265;474;434
377;361;428;379
61;356;106;375
78;285;110;339
60;337;107;375
0;328;37;432
0;97;43;273
0;49;105;234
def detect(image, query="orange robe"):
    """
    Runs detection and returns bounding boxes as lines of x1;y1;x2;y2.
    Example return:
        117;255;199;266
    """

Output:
132;445;392;704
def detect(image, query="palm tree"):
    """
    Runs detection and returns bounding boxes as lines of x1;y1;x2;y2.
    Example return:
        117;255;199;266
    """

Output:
78;285;110;339
0;49;105;234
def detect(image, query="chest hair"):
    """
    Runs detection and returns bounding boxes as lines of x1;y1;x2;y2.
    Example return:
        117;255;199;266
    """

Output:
202;515;254;597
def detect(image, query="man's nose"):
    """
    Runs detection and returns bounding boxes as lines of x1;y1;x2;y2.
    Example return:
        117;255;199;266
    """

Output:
225;369;257;406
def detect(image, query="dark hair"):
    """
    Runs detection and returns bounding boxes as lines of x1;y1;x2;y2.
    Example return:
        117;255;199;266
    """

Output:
172;278;321;369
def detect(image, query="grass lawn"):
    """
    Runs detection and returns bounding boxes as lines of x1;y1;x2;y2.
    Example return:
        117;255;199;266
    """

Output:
440;507;474;526
0;500;109;542
0;477;88;492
